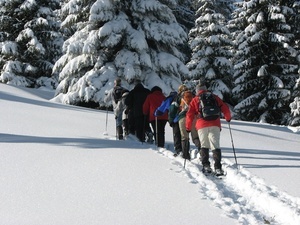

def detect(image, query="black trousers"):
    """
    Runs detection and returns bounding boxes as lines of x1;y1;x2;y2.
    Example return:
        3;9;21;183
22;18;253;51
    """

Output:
150;120;167;148
172;122;182;153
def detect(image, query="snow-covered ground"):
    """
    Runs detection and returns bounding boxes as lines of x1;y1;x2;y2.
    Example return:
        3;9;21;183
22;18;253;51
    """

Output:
0;83;299;225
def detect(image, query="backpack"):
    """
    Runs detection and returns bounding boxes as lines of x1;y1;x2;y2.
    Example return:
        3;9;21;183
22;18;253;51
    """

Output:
173;91;193;123
113;86;125;104
154;91;177;117
199;92;220;120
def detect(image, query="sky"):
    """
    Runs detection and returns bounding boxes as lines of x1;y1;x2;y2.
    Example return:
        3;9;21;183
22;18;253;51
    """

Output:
0;83;299;225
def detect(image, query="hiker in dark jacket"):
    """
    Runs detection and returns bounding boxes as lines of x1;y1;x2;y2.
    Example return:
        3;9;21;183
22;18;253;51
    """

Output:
168;85;186;156
143;86;168;148
125;80;152;142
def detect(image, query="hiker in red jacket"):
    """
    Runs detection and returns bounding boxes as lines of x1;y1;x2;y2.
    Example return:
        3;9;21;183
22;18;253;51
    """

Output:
143;86;168;148
186;79;231;176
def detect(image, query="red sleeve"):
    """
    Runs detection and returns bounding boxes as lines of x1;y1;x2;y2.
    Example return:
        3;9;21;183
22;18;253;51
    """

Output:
215;96;231;121
186;97;198;131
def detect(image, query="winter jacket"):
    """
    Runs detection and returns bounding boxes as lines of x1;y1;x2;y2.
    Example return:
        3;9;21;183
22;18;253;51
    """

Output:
169;91;193;123
115;91;129;119
186;90;231;131
125;83;150;118
104;86;119;112
143;90;168;122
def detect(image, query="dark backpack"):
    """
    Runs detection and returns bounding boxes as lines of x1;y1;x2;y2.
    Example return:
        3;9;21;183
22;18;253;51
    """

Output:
113;86;124;104
199;92;220;120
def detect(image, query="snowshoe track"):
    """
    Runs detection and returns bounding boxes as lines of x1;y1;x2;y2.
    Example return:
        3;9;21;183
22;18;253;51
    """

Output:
163;149;300;225
111;136;300;225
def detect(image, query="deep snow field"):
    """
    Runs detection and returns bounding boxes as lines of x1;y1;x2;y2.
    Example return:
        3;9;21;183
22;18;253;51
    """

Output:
0;83;299;225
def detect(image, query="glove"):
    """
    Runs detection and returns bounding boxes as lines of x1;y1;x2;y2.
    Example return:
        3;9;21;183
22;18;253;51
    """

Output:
115;116;118;120
169;122;174;127
124;108;129;114
226;118;231;122
186;130;191;133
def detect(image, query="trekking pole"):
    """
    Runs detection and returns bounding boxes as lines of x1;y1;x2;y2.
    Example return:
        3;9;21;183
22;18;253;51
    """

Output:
155;116;158;149
115;118;118;140
228;122;238;168
103;107;109;136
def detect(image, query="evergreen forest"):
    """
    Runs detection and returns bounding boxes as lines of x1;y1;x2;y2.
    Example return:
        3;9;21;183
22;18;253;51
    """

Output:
0;0;299;126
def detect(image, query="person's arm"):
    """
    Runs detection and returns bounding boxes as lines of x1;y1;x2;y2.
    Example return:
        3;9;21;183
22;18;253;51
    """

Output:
216;96;231;122
104;89;113;104
186;98;197;131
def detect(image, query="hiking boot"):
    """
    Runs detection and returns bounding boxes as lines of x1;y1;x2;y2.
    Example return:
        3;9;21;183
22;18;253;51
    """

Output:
212;149;222;170
202;166;212;174
146;132;154;144
182;140;191;160
200;148;210;166
117;126;124;140
215;169;224;176
173;151;182;157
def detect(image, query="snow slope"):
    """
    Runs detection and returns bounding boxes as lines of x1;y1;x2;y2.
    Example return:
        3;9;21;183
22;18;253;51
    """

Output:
0;83;299;225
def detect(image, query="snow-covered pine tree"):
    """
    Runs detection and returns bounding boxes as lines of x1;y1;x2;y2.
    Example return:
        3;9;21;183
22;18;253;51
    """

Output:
172;0;195;62
288;1;300;127
187;0;233;103
231;0;299;125
59;0;94;38
53;0;188;106
0;0;63;88
173;0;195;34
289;77;300;127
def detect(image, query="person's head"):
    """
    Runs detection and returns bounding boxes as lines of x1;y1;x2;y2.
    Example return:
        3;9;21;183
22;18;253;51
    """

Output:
134;79;142;86
178;84;188;94
151;86;162;92
114;78;121;86
196;77;207;92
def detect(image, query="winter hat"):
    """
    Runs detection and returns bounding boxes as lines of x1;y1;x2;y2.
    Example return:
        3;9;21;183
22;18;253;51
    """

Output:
151;86;162;92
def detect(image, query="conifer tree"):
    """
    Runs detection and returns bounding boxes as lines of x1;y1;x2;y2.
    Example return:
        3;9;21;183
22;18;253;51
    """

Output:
289;77;300;127
173;0;195;63
53;0;188;106
0;0;63;88
187;0;233;103
288;1;300;126
231;0;299;125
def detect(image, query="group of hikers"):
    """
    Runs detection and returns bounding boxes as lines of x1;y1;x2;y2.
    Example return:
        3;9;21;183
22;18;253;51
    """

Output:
104;78;231;176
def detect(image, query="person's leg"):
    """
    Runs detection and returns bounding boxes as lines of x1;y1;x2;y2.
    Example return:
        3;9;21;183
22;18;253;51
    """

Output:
173;122;182;155
135;116;145;142
179;117;190;160
198;127;211;172
208;126;222;171
157;120;167;148
116;114;123;140
191;117;201;150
